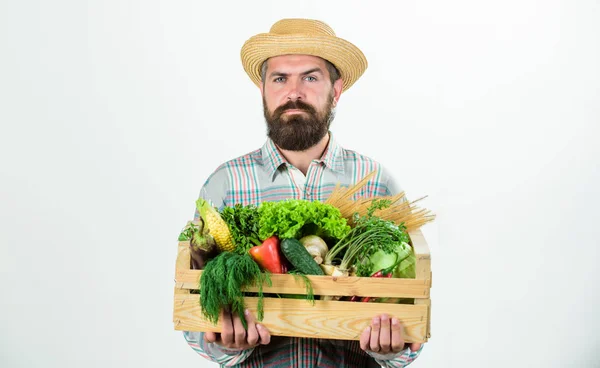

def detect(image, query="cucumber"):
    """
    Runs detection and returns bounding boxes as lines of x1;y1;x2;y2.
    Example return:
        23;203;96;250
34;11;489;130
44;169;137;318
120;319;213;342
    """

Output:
280;238;324;275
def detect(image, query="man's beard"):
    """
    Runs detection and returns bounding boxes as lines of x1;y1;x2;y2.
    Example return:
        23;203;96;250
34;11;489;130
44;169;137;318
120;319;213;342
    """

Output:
263;95;335;151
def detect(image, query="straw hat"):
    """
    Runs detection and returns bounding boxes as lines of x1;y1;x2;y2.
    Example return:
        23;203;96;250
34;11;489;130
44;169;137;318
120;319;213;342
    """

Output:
240;19;368;92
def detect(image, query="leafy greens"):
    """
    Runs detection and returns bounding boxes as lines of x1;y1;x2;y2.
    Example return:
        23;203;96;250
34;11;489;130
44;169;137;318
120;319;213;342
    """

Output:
258;199;351;240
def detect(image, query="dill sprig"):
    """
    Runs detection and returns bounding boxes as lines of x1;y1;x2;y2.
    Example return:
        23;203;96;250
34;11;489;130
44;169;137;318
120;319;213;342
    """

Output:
288;271;316;305
199;252;271;329
254;271;272;321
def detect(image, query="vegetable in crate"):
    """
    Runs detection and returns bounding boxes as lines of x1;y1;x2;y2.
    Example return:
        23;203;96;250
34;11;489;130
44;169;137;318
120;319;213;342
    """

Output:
323;199;413;278
258;199;350;241
196;199;235;252
178;220;217;269
200;252;271;329
248;236;286;274
299;235;328;265
367;245;416;279
220;203;261;255
281;238;324;275
190;220;217;269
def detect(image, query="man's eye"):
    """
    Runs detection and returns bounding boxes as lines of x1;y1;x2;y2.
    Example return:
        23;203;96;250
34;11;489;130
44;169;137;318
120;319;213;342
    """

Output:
274;77;285;83
305;76;317;82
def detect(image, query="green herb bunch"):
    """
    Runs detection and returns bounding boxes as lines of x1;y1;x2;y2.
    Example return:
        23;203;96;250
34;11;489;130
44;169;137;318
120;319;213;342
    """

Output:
199;252;271;329
220;204;261;255
324;199;410;275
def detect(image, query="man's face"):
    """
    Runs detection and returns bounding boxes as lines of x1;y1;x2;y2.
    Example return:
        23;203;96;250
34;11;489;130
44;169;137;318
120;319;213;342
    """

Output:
261;55;343;151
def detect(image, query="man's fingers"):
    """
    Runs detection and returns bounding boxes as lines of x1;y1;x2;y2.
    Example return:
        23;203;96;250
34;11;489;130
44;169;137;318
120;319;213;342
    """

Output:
409;343;422;352
359;325;371;351
204;331;219;344
256;323;271;345
244;309;259;346
369;316;381;352
220;310;235;345
232;311;247;346
390;318;405;353
379;315;391;353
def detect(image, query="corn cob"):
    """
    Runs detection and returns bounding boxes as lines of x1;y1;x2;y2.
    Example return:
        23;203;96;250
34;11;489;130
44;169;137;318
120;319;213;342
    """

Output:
195;199;235;252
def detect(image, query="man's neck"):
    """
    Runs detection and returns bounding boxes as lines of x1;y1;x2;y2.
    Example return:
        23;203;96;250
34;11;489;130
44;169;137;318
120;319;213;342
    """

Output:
277;133;330;176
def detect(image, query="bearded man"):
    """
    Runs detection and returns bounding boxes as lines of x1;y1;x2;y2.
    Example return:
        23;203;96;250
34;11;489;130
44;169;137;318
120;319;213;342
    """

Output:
183;18;424;368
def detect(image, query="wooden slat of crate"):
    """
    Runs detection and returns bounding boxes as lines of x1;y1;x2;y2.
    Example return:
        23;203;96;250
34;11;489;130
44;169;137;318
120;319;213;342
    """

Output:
176;271;430;298
174;294;429;342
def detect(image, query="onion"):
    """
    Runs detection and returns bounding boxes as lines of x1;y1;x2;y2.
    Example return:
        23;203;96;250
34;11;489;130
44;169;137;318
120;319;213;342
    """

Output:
299;235;328;265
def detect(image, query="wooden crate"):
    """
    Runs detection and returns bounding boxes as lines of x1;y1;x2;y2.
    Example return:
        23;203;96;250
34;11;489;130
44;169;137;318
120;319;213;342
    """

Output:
173;229;431;343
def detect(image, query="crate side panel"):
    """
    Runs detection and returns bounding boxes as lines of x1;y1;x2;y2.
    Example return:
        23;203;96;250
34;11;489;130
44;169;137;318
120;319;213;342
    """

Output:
414;298;431;339
173;294;429;343
174;241;192;295
410;229;431;282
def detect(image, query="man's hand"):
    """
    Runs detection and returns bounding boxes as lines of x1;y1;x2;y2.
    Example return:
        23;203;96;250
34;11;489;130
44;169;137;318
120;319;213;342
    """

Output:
204;308;271;350
360;314;422;354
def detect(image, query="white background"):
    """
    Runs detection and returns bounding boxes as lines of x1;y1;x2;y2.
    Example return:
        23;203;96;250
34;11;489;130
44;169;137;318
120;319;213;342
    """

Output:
1;0;599;367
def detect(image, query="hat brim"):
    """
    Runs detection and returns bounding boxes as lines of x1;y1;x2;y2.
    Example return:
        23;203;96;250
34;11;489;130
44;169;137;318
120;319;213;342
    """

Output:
241;33;368;92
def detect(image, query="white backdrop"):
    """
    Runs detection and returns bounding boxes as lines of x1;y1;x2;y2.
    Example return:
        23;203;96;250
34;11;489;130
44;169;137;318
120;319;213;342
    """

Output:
1;1;599;367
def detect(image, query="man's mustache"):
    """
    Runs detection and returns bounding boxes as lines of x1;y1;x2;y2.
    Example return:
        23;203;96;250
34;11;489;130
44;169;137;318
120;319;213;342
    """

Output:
273;100;317;117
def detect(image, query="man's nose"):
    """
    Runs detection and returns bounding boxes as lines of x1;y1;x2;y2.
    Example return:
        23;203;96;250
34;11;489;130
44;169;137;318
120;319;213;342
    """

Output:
286;79;304;101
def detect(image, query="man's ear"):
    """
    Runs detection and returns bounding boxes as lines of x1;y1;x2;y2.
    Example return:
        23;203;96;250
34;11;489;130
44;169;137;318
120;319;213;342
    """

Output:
332;78;344;106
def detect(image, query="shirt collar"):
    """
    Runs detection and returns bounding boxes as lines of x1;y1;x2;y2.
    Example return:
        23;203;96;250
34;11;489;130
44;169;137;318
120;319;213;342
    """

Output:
261;131;346;181
318;132;345;174
261;138;287;180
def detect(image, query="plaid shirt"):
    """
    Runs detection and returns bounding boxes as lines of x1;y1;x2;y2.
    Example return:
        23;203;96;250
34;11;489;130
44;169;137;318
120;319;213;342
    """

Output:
185;133;423;367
